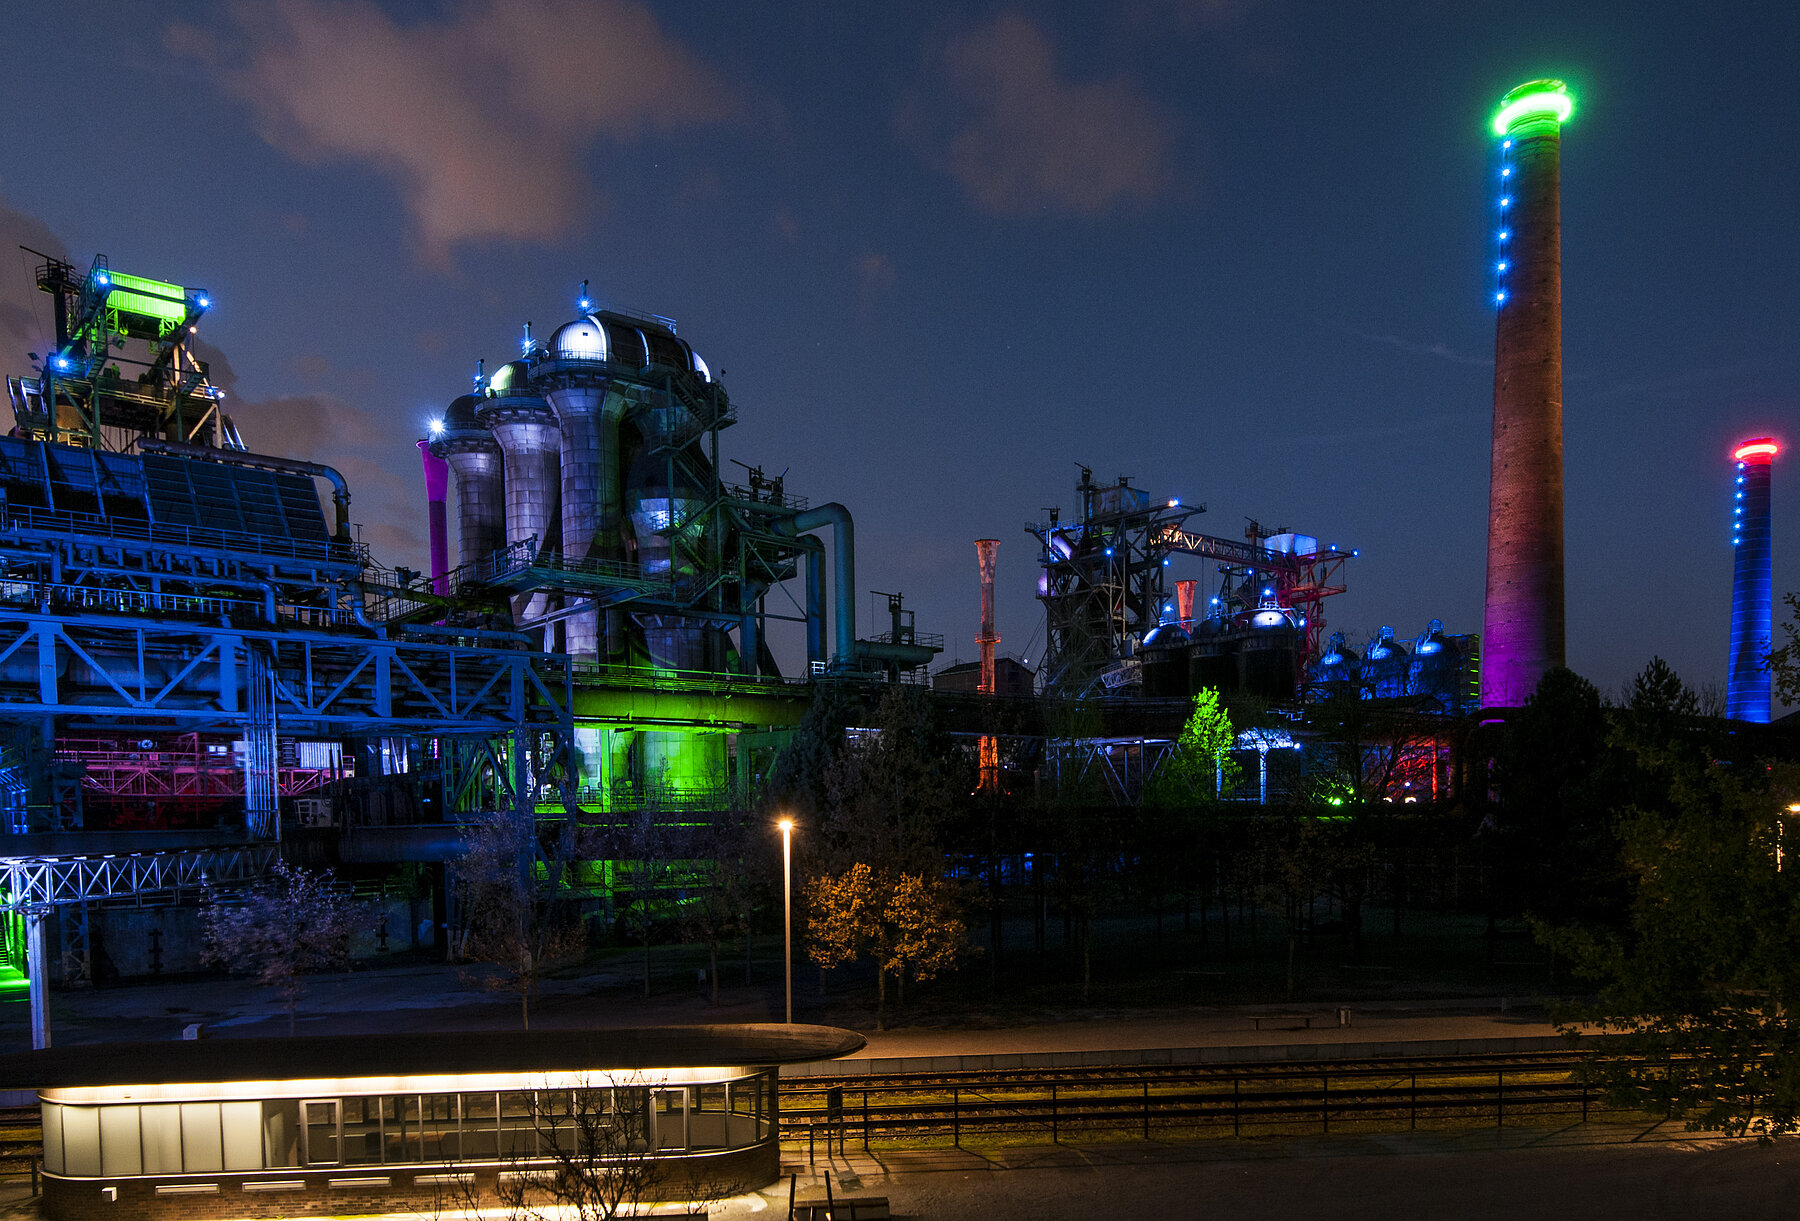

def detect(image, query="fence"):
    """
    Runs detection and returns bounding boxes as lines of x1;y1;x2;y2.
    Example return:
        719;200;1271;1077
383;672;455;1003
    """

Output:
781;1057;1618;1155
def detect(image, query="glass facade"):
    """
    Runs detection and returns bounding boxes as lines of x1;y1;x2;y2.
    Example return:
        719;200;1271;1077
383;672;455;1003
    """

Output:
42;1074;774;1179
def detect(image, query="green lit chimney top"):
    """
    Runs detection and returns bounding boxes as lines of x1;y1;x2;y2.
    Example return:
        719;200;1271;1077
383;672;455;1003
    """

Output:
1492;79;1573;136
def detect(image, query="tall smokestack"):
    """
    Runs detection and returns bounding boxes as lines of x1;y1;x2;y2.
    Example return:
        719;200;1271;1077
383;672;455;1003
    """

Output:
1728;438;1780;721
1482;79;1575;708
976;539;1000;793
1176;579;1197;630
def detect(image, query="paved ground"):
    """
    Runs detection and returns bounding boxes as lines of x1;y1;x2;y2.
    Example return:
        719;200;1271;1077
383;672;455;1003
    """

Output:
0;958;1574;1059
730;1128;1800;1221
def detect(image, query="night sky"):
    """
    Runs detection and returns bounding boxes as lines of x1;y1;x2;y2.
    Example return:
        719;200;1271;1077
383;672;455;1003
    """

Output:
0;1;1793;703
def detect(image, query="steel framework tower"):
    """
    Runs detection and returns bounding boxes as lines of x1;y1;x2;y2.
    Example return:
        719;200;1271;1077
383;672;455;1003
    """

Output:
1728;438;1779;721
1482;80;1574;708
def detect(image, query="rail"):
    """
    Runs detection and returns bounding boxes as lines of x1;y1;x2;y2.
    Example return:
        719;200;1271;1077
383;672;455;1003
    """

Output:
780;1054;1632;1154
0;504;366;567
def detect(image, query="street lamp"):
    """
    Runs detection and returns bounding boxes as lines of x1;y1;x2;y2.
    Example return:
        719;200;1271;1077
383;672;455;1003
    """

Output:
778;817;794;1023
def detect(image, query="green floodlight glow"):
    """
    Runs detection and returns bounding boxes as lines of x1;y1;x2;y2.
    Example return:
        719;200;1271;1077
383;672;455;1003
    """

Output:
105;271;190;325
1493;79;1573;136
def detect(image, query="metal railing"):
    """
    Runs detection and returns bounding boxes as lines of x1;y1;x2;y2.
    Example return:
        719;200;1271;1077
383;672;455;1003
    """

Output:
0;504;366;567
781;1056;1623;1153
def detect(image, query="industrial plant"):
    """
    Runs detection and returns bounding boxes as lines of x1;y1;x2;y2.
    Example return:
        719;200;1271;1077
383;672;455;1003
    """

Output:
0;75;1780;1058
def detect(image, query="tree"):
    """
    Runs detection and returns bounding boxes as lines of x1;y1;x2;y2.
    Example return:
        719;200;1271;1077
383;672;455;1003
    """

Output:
1145;687;1240;804
1547;759;1800;1136
680;801;766;1006
453;812;586;1029
492;1081;657;1221
1491;667;1621;927
201;861;366;1034
804;861;969;1029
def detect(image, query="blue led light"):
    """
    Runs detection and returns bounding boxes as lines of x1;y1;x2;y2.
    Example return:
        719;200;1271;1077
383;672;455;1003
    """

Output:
95;271;110;286
1498;229;1510;240
1500;196;1511;207
1495;291;1506;303
53;355;69;370
1497;261;1507;271
1503;139;1512;149
1501;168;1511;177
197;295;210;308
578;298;592;311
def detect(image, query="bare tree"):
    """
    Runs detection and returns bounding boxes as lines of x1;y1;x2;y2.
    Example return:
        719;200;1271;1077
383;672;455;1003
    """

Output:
201;861;366;1035
452;812;586;1029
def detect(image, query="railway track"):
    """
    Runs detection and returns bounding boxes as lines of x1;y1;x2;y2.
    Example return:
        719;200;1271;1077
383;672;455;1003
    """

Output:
780;1051;1632;1147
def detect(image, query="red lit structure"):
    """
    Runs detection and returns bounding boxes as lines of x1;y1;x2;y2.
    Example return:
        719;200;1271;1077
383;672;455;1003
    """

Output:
975;539;1000;792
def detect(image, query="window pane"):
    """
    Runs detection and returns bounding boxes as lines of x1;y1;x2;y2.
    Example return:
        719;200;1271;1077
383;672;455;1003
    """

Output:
40;1105;62;1176
181;1103;224;1173
460;1094;497;1160
498;1092;537;1158
342;1097;382;1166
382;1096;418;1165
141;1104;182;1174
61;1106;100;1177
99;1106;141;1177
419;1094;460;1163
222;1102;261;1171
302;1100;339;1167
262;1101;300;1168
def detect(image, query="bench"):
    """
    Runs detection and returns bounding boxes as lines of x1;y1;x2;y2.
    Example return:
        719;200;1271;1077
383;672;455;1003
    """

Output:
1250;1013;1318;1030
793;1195;891;1220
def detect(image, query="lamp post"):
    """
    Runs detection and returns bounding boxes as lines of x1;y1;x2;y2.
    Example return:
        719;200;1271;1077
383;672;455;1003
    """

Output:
778;818;794;1023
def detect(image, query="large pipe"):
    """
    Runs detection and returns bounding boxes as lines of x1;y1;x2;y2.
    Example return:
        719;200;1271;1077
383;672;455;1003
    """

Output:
1482;80;1573;708
136;438;352;542
1728;437;1779;721
542;380;623;660
775;503;855;666
417;440;449;594
476;375;560;634
431;394;506;570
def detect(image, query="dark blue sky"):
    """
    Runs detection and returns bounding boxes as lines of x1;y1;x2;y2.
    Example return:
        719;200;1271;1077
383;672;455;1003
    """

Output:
0;0;1793;701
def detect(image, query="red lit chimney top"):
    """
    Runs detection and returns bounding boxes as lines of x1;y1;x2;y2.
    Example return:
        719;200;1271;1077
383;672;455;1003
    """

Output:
1734;438;1780;464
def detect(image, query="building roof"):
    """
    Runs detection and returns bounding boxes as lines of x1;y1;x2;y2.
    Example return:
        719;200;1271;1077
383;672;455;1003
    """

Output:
0;1024;866;1090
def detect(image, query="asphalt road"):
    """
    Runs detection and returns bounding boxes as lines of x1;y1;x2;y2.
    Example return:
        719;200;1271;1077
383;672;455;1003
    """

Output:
729;1130;1799;1221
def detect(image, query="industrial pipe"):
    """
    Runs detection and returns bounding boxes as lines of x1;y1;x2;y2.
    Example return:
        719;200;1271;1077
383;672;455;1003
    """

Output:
774;503;855;666
136;438;354;543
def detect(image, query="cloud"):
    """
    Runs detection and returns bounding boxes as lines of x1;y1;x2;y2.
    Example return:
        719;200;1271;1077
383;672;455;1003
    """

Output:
853;252;896;311
1343;327;1493;368
172;0;734;257
0;197;71;369
902;13;1175;219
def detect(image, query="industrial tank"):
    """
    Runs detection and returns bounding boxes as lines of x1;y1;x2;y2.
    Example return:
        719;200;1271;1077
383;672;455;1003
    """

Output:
429;393;504;570
476;360;560;633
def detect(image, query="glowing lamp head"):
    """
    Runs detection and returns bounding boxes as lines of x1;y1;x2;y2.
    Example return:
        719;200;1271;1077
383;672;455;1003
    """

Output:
427;418;445;438
777;818;794;834
1733;438;1779;464
1492;79;1573;136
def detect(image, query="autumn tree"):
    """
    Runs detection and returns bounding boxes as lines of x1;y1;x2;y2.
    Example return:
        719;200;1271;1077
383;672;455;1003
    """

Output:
201;861;367;1035
805;861;968;1029
453;812;586;1029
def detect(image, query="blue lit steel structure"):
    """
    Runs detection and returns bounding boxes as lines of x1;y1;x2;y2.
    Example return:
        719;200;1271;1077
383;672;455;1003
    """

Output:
1728;437;1779;722
0;255;576;1046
